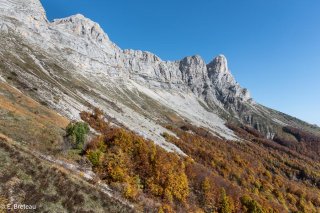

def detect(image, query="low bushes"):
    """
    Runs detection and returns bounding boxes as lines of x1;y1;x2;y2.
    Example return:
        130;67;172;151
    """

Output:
66;122;89;150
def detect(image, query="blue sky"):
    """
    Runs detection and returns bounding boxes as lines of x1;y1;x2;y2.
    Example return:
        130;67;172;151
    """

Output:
41;0;320;125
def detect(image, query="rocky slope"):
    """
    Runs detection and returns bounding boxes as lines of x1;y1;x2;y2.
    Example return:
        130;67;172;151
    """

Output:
0;0;319;153
1;0;320;212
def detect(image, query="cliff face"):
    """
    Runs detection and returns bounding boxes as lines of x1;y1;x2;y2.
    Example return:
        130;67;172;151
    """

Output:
0;0;47;20
0;0;249;100
0;0;319;148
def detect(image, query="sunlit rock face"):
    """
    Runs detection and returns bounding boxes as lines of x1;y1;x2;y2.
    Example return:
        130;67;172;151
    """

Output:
207;54;251;103
1;0;300;145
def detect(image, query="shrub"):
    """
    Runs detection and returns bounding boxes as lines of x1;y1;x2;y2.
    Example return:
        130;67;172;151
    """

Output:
66;122;89;150
80;108;109;133
240;195;265;213
87;150;103;167
123;181;139;200
219;188;234;213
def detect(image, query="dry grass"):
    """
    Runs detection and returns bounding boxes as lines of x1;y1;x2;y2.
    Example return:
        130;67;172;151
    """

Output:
0;82;68;128
0;82;69;153
0;81;135;212
0;137;134;213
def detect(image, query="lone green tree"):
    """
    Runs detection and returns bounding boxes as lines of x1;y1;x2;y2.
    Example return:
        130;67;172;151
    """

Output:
66;122;90;150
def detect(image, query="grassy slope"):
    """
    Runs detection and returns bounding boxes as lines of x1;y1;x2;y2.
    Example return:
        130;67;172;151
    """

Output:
0;135;133;213
0;82;134;212
0;82;68;153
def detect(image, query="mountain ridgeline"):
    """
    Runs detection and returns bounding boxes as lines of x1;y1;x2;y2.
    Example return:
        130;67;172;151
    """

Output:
1;0;319;142
0;0;320;212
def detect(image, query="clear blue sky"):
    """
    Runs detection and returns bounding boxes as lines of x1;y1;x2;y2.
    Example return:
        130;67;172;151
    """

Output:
41;0;320;126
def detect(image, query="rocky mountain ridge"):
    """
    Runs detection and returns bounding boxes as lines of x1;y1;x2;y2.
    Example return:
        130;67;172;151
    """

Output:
2;1;320;212
0;0;319;153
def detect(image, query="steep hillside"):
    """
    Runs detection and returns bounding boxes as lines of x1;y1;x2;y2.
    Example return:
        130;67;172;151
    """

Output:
0;134;134;213
0;81;68;152
0;0;320;212
78;109;320;212
0;80;136;212
1;0;319;145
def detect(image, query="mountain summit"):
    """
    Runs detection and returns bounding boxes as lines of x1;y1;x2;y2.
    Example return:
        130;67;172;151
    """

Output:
52;14;110;44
